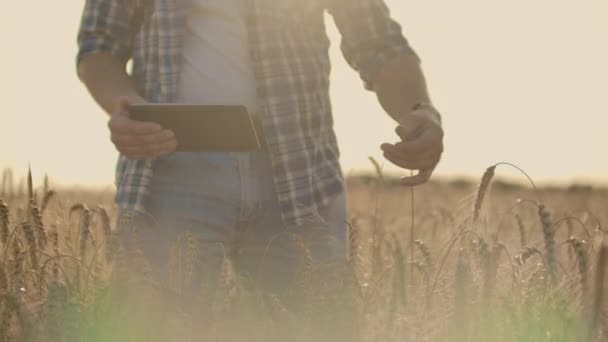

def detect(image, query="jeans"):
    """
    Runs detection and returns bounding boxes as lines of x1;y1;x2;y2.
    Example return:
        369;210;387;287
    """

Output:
121;150;347;302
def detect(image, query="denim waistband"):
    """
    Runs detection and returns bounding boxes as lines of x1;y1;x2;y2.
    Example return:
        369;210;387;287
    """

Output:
150;150;276;214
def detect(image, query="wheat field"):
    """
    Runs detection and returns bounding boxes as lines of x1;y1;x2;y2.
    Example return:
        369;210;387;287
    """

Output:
0;163;607;342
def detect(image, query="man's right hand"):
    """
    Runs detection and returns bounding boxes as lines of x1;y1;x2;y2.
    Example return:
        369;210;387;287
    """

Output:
108;96;178;160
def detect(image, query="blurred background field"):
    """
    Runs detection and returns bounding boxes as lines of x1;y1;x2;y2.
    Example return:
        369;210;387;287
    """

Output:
0;165;607;341
1;0;607;340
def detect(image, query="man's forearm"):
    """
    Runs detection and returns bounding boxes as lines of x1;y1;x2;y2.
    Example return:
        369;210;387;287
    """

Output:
78;52;142;115
373;53;434;123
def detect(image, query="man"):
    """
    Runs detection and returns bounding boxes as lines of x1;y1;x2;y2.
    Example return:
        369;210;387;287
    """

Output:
77;0;443;300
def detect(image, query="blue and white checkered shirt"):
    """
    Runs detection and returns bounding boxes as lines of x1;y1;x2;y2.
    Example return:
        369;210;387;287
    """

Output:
77;0;414;227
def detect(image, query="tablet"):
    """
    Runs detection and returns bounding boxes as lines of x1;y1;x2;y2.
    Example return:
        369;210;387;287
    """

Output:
128;104;262;152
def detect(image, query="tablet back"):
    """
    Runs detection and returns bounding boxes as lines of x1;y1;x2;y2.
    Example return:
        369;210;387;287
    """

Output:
129;105;262;152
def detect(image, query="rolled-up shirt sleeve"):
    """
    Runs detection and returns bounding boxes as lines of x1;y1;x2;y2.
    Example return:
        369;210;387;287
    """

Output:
327;0;418;91
76;0;138;69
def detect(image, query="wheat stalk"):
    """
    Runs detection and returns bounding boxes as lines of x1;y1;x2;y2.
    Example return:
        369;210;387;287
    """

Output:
526;264;548;298
75;206;94;261
0;293;16;341
293;234;313;274
48;226;60;281
128;222;151;281
514;214;527;249
475;238;494;306
31;205;47;250
369;156;386;281
514;247;543;266
184;231;198;286
11;238;24;291
4;292;37;341
567;237;588;300
0;200;9;247
0;262;7;293
43;174;49;195
385;238;406;335
214;253;236;314
94;206;114;263
21;222;39;273
392;238;407;308
452;248;470;341
43;281;68;340
63;297;81;342
346;220;362;272
587;240;608;341
415;240;434;274
538;204;558;285
409;171;417;268
368;156;384;184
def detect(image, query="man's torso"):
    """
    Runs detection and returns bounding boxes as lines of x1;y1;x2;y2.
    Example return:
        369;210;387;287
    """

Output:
176;0;259;114
79;0;412;226
123;0;343;227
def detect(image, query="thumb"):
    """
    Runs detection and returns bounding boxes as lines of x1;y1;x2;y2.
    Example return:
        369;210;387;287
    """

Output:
113;96;132;117
113;95;144;117
396;115;424;142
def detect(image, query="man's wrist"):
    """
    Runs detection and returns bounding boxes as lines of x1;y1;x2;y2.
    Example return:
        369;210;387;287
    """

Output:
407;102;442;127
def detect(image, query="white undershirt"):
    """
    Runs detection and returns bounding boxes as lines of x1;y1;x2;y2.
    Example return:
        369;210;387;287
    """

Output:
176;0;259;114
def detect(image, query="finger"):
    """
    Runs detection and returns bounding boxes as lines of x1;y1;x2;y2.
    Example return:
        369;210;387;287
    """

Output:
400;168;434;187
114;97;132;116
120;150;150;160
108;116;132;135
135;129;175;146
120;142;164;156
380;143;394;151
382;142;441;162
112;129;176;148
120;145;148;157
396;132;443;156
396;124;424;142
113;96;145;116
383;151;439;171
108;116;163;135
129;120;164;135
150;139;178;156
120;136;177;157
109;116;163;135
383;150;439;171
121;140;177;159
122;153;151;161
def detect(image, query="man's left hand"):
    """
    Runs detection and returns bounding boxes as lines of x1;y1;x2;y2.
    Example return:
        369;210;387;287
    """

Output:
380;107;444;186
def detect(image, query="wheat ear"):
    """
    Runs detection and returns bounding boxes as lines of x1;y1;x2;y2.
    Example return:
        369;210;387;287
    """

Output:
40;190;56;214
473;165;496;224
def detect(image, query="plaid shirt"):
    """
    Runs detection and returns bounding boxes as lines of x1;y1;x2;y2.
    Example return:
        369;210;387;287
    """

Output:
77;0;414;227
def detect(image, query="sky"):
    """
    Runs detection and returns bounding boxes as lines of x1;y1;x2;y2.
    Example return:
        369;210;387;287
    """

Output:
0;0;607;187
